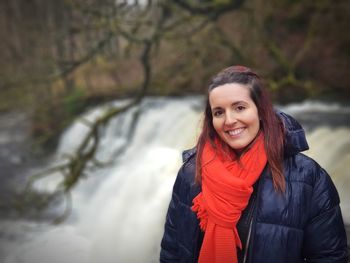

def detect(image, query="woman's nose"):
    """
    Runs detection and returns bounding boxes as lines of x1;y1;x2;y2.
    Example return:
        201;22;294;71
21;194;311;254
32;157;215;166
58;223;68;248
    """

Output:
225;112;237;126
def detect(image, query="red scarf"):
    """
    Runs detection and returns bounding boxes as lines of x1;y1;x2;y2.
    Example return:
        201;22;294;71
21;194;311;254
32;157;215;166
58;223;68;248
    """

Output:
192;133;267;263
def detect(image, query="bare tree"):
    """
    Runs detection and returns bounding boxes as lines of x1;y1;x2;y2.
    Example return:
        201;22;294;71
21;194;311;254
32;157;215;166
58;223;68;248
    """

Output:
20;0;247;222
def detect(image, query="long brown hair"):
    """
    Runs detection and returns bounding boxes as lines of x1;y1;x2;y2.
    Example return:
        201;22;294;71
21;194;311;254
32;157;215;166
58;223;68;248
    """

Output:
196;65;286;192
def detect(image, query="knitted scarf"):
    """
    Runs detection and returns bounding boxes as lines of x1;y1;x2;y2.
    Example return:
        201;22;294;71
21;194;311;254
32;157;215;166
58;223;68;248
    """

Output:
192;133;267;263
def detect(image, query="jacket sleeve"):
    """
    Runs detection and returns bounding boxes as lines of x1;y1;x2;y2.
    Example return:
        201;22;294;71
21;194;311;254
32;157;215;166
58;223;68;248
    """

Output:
302;166;348;262
160;168;182;262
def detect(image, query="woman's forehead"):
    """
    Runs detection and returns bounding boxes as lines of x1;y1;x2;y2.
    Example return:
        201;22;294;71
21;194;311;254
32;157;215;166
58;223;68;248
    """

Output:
209;83;253;106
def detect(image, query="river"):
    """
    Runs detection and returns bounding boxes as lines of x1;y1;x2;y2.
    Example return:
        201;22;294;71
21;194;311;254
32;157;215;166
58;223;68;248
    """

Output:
0;97;349;263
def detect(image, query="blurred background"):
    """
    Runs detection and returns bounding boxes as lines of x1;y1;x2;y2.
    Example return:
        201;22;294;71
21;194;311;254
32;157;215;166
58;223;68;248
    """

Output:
0;0;349;262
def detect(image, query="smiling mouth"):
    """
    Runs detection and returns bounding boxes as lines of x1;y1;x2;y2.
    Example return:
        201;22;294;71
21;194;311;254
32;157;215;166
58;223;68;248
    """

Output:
226;127;245;136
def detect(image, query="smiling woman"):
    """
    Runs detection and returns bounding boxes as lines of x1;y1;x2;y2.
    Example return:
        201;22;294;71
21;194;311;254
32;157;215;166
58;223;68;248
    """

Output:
160;66;348;263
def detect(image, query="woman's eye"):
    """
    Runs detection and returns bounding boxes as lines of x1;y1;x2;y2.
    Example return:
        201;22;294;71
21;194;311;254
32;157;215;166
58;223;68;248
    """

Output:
213;110;223;117
236;106;246;111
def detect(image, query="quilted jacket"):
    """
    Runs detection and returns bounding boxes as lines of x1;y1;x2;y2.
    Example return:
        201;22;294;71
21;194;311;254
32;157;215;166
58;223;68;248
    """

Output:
160;111;348;263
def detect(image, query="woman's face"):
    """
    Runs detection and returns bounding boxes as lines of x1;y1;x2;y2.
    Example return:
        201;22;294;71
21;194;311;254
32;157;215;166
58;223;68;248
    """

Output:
209;83;260;151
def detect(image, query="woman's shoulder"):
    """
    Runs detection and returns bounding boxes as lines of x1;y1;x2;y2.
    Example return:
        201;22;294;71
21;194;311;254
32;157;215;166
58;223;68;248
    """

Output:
172;148;200;204
179;147;197;180
182;147;196;163
284;153;339;200
285;153;326;182
290;152;320;170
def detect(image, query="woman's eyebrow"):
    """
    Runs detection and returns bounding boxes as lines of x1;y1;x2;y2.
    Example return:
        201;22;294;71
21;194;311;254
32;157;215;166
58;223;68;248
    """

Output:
211;106;222;111
232;100;248;106
211;101;248;110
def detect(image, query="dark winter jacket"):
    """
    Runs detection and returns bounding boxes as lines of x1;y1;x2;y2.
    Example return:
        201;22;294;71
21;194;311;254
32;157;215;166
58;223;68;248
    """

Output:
160;111;348;263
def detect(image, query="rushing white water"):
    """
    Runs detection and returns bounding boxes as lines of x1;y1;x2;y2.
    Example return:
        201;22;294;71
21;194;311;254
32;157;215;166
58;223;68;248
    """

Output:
1;98;349;263
2;97;203;263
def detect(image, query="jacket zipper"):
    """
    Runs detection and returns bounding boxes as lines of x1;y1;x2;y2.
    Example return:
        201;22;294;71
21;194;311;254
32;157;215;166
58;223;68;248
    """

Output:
243;183;258;263
242;168;265;263
243;219;253;263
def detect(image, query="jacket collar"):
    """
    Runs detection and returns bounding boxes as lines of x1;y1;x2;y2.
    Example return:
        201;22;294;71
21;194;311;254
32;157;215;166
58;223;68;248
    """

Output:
276;110;309;156
182;110;309;162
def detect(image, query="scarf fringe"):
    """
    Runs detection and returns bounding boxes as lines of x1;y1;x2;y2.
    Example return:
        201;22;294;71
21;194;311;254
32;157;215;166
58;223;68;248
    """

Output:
192;194;208;231
192;193;243;249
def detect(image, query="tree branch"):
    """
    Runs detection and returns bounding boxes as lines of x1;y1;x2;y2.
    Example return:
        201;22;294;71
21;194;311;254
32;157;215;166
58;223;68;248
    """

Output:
172;0;245;17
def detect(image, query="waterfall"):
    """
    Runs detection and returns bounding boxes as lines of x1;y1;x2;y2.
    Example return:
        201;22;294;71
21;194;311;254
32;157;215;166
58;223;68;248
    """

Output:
2;98;349;263
3;97;203;263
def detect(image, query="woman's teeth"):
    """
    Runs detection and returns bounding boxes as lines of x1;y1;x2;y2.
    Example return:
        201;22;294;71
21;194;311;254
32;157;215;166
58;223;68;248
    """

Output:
227;128;244;136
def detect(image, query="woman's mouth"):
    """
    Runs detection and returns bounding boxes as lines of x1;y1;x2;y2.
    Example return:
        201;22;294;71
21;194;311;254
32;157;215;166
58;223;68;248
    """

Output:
226;127;245;137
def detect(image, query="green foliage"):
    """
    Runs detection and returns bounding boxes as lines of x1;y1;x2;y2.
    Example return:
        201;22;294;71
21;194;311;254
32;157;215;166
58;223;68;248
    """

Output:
30;87;89;151
213;0;231;4
62;88;86;116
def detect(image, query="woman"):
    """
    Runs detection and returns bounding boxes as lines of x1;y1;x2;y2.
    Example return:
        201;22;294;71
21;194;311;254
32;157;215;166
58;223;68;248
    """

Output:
160;66;348;263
